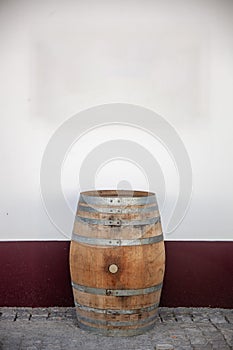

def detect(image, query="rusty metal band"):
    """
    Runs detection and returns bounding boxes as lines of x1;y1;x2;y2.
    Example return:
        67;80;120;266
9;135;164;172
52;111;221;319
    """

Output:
75;215;160;226
77;322;155;336
71;232;163;246
77;312;158;327
77;204;158;214
75;301;159;315
79;194;157;206
71;281;163;296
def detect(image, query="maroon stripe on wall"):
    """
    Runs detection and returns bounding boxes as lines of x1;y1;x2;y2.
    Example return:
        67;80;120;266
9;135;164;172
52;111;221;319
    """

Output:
161;241;233;308
0;241;232;308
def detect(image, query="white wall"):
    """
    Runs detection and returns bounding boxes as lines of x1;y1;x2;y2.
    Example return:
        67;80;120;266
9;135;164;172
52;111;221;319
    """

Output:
1;0;233;241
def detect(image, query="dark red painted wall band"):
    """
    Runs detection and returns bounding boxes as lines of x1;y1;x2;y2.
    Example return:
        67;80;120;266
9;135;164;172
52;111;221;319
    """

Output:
0;241;232;308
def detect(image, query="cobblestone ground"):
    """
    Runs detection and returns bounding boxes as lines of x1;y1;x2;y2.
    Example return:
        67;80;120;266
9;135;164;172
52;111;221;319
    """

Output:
0;307;232;350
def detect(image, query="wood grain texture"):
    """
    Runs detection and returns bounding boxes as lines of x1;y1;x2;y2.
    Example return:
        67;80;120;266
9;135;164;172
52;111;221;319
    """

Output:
69;190;165;335
70;241;165;289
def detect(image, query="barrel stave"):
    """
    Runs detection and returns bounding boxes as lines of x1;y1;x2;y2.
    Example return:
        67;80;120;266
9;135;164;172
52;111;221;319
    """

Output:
69;190;165;336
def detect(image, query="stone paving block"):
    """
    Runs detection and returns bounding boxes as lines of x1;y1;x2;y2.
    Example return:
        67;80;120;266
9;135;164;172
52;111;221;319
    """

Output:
174;314;193;323
192;346;213;350
196;324;218;332
15;307;32;321
0;338;22;350
30;308;49;321
172;307;190;314
218;330;233;347
209;315;228;324
173;308;193;323
64;307;76;320
184;327;209;346
158;311;176;323
192;312;210;323
0;307;17;321
155;344;174;349
20;342;41;350
47;308;71;321
225;311;233;324
211;344;231;350
208;310;228;324
0;307;232;349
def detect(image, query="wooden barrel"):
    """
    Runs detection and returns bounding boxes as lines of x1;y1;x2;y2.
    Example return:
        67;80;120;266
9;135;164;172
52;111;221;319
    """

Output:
69;190;165;336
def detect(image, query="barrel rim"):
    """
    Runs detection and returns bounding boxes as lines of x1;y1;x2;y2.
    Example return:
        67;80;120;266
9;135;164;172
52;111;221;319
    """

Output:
80;190;156;198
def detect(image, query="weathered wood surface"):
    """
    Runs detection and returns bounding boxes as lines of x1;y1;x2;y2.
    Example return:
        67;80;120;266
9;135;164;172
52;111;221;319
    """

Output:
70;190;165;336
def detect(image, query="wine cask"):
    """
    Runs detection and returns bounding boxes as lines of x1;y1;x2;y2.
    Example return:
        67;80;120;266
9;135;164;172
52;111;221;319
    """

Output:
70;190;165;336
